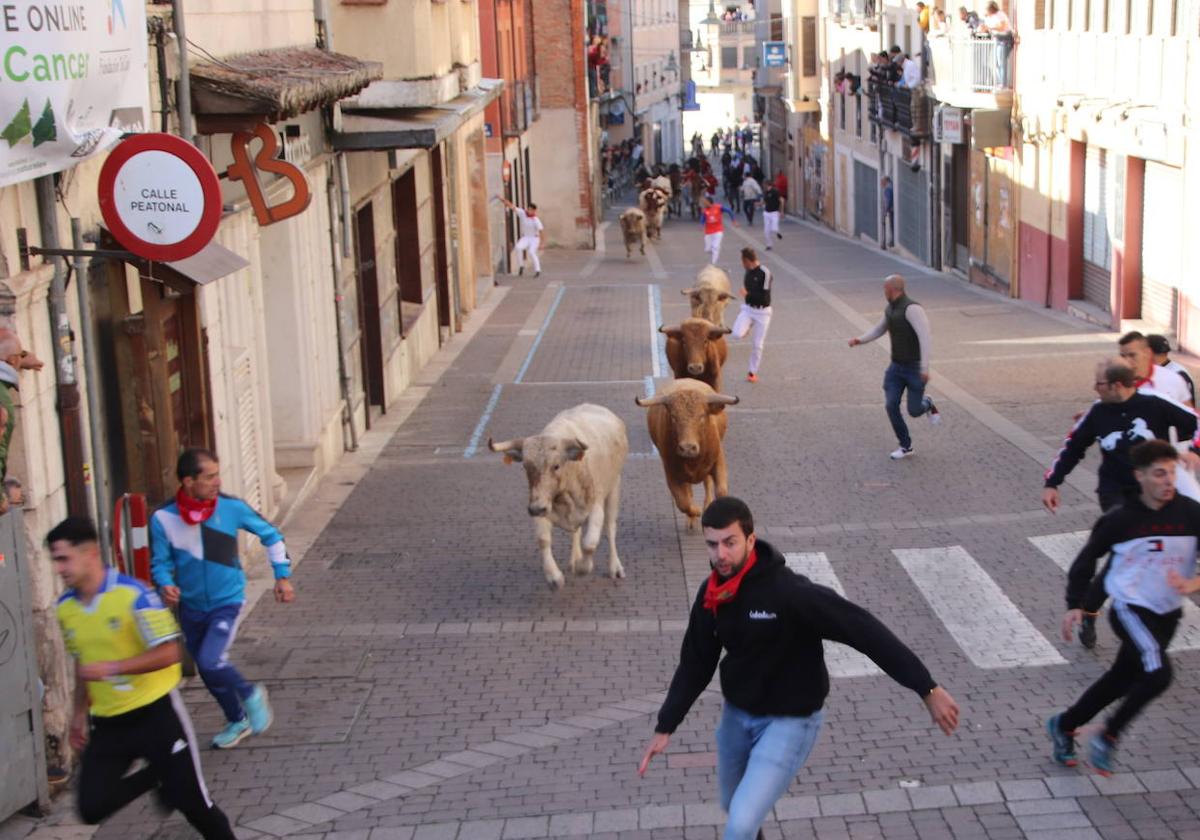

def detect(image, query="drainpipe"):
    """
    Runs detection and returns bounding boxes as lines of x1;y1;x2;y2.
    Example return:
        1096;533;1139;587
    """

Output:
71;218;112;566
170;0;194;143
35;177;89;521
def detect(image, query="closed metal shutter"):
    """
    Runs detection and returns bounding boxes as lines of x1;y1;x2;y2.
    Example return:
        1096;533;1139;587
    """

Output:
897;163;929;263
1140;162;1182;331
1082;145;1113;311
853;159;878;240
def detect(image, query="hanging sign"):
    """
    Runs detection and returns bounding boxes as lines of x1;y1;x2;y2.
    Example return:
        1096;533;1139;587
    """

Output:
97;133;222;262
226;123;312;227
0;0;149;188
762;42;787;68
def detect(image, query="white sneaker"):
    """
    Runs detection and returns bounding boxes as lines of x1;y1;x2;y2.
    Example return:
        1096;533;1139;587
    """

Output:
890;446;914;460
926;397;942;426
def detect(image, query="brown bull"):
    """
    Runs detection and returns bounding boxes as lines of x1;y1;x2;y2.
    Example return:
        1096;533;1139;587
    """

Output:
638;188;667;240
619;207;646;257
661;318;731;393
636;379;738;530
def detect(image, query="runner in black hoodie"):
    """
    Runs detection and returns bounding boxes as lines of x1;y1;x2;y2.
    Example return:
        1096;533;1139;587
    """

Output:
638;497;959;840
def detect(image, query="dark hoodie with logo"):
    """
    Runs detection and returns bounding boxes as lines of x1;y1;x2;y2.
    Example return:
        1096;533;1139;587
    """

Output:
655;539;937;734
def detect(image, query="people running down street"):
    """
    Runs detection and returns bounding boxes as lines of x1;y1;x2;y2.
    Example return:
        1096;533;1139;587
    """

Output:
740;173;762;225
761;180;783;250
700;196;738;265
1118;330;1193;407
638;497;960;840
1050;440;1200;775
848;275;941;459
1147;333;1196;405
498;196;545;277
52;517;237;839
151;449;295;750
733;248;772;383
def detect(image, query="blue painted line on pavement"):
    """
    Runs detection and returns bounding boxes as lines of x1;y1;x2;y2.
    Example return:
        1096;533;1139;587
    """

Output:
650;284;668;375
463;384;504;459
644;375;655;398
514;285;566;384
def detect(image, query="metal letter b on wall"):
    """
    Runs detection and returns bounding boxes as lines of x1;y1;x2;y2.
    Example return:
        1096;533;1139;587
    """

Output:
227;123;312;226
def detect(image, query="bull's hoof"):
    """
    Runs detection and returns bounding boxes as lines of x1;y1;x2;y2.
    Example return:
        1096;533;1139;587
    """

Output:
685;515;699;531
609;561;626;580
574;558;594;576
546;571;566;590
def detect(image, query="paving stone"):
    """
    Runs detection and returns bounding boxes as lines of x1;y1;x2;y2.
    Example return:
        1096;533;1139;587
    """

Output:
498;731;560;748
546;813;593;836
244;815;315;837
1021;829;1101;840
345;781;410;801
1007;799;1080;816
774;796;821;820
863;789;911;814
1135;769;1191;792
413;825;458;840
593;809;639;832
684;802;725;826
279;803;346;825
1044;777;1099;799
471;741;532;759
907;786;957;810
380;771;442;790
368;830;414;840
500;816;547;839
953;782;1004;806
1181;767;1200;788
819;793;866;816
315;792;380;813
559;714;615;730
1091;773;1146;796
326;831;371;840
998;779;1051;801
411;761;473;779
1015;812;1093;831
527;723;588;740
455;820;503;840
640;805;685;829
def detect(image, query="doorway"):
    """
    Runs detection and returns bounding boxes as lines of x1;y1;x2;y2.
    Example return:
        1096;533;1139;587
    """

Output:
355;203;386;413
430;145;452;337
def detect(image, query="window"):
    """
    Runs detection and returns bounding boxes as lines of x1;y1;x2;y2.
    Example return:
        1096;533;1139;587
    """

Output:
855;94;862;137
903;23;911;55
722;45;738;70
840;92;846;130
802;17;817;76
1033;0;1047;28
770;13;783;40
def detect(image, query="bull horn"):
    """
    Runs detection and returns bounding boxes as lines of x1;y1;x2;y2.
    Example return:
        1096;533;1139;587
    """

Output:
658;325;682;337
717;292;734;301
705;394;740;406
487;437;525;457
708;326;733;339
635;394;669;407
680;288;695;296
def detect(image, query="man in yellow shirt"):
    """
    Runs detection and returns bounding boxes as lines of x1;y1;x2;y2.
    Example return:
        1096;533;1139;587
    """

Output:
52;517;236;839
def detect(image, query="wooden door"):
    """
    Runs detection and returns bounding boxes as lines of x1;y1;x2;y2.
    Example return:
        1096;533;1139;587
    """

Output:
431;146;452;335
355;203;386;411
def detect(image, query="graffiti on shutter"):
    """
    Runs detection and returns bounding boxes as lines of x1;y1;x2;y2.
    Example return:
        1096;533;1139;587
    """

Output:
853;159;878;240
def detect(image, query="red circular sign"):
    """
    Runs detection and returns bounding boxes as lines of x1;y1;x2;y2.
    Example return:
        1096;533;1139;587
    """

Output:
98;133;222;262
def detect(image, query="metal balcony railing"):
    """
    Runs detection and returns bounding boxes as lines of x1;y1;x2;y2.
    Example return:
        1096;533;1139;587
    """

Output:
502;77;540;135
719;20;757;34
928;35;1012;92
867;86;930;137
827;0;876;24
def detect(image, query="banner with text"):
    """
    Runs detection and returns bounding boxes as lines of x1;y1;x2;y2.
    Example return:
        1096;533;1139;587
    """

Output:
0;0;149;187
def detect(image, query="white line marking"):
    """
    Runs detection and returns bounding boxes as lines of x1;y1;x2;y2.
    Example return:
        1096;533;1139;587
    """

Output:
893;546;1066;668
648;285;661;377
513;286;566;384
463;384;504;459
1029;531;1200;652
784;553;881;677
650;285;668;375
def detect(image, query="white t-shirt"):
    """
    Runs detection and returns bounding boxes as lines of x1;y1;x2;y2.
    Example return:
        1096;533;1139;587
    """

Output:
984;10;1011;32
901;57;922;87
1137;364;1193;407
515;208;544;240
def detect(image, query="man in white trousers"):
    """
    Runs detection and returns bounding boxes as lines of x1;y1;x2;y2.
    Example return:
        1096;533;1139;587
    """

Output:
761;181;782;250
700;196;737;265
732;247;772;383
498;196;544;277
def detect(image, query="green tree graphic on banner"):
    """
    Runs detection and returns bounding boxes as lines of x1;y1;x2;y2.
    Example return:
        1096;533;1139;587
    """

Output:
1;100;31;148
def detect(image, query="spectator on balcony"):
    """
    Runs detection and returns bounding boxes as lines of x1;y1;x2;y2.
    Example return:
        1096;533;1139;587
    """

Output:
868;51;891;93
887;47;905;84
978;1;1014;87
898;53;922;88
881;176;895;249
917;2;930;33
931;8;949;34
958;6;981;33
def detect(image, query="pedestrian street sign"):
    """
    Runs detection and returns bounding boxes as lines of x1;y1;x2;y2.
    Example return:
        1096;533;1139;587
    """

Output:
763;42;787;68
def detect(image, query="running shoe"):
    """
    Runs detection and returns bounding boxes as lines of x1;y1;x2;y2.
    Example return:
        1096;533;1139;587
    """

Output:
1088;732;1116;776
776;232;782;240
535;271;541;278
1079;614;1097;649
212;719;251;750
243;684;274;735
889;446;914;460
747;372;758;383
1045;714;1077;767
925;397;942;426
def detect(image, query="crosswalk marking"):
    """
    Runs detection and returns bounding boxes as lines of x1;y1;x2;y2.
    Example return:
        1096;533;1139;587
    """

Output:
1029;532;1200;652
784;553;881;677
893;547;1066;669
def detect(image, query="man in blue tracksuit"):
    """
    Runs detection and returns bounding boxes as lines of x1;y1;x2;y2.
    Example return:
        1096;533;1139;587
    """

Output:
151;448;295;749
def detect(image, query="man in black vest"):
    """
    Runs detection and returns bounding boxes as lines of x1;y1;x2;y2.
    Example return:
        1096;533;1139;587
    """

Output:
848;275;940;459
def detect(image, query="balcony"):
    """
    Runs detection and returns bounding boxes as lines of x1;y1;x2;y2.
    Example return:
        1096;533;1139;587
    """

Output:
719;20;757;35
928;35;1014;110
502;77;539;135
868;86;930;138
827;0;877;28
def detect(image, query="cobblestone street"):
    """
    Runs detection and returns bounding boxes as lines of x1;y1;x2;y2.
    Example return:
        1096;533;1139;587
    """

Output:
19;202;1200;840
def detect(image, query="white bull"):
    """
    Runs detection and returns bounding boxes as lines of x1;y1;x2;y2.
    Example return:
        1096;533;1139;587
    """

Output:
682;265;734;326
489;404;629;589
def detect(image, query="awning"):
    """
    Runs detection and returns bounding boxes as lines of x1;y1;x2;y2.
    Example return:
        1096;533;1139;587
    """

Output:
334;79;503;151
783;97;820;113
126;241;249;292
190;47;383;134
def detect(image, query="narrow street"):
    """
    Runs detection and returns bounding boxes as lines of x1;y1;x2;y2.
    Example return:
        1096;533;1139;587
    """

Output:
56;204;1200;839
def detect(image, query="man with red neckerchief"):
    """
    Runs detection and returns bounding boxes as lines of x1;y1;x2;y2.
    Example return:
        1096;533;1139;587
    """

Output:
151;448;295;749
638;497;959;840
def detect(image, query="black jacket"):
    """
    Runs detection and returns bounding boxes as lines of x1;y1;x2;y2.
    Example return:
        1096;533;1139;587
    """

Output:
655;540;937;733
1043;393;1198;497
743;266;773;308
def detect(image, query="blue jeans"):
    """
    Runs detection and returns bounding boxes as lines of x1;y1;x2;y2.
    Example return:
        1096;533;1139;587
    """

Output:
179;603;254;724
716;704;824;840
883;361;930;450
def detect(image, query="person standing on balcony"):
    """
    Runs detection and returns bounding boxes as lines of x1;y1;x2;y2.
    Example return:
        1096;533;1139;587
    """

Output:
958;6;981;33
880;176;895;249
978;1;1014;87
916;2;930;32
899;53;922;88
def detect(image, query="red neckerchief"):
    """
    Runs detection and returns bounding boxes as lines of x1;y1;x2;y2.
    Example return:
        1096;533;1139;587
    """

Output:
1134;372;1152;389
702;548;758;615
176;488;216;525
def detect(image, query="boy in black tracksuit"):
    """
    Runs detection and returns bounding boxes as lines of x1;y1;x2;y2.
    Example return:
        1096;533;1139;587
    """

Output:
1048;440;1200;775
638;498;959;840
